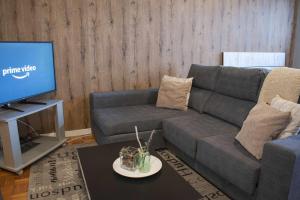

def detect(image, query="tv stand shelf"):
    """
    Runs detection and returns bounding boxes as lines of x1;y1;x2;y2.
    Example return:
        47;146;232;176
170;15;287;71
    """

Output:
0;99;66;174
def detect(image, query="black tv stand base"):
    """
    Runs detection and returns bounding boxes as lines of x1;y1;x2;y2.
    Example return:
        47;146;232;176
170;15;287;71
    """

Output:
19;100;47;105
1;104;24;112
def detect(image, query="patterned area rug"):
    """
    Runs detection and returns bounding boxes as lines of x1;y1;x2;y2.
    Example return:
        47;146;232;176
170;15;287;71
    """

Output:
28;144;230;200
28;144;92;200
156;150;230;200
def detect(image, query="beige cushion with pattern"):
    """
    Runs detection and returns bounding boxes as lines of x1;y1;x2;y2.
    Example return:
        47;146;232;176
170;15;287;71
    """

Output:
258;67;300;104
156;75;193;111
235;103;290;159
271;95;300;138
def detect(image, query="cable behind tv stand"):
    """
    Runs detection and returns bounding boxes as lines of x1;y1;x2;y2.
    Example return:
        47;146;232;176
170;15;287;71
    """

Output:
0;99;66;175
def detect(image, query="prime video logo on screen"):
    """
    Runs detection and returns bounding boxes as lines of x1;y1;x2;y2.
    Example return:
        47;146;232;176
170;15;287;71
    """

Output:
2;65;37;79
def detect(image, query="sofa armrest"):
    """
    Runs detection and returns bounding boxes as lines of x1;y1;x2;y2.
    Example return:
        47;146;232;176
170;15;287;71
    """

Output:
90;88;159;110
256;135;300;200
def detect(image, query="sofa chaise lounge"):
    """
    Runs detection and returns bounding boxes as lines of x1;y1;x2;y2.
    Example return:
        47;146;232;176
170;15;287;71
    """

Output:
90;65;300;200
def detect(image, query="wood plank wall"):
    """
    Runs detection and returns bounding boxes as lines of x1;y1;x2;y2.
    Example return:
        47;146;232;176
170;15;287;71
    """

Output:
0;0;296;132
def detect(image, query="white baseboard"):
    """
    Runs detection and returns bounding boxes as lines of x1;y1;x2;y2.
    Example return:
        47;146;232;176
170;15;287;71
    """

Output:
44;128;91;138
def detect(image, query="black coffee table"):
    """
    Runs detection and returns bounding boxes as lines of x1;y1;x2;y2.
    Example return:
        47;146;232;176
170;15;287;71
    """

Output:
77;141;201;200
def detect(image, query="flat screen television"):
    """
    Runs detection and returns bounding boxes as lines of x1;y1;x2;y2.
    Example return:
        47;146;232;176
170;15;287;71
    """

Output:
0;42;56;107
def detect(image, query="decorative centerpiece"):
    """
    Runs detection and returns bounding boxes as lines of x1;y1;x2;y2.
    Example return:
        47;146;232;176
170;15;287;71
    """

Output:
134;126;154;173
119;146;139;171
115;126;159;176
113;126;162;178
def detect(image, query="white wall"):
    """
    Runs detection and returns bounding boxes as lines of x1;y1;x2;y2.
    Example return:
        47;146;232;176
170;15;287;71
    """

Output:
293;2;300;68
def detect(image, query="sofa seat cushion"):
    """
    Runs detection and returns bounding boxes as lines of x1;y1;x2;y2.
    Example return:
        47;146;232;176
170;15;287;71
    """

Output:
163;114;239;159
93;105;198;136
196;134;261;195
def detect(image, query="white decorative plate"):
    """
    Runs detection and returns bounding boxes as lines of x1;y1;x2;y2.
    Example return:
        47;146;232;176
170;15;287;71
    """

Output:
112;155;162;178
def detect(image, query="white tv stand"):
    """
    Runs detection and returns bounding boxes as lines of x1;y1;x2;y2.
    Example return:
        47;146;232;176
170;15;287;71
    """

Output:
0;99;66;174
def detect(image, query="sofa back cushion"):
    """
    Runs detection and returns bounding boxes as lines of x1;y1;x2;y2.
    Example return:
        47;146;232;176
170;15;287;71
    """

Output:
203;67;266;127
187;65;220;113
215;67;266;102
204;93;256;127
188;88;213;113
187;64;220;90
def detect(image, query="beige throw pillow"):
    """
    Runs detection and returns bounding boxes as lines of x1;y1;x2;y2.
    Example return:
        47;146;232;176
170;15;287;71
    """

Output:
258;67;300;104
156;75;193;111
235;103;290;159
271;95;300;138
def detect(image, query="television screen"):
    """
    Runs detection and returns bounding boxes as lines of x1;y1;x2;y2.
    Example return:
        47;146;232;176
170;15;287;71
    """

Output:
0;42;56;105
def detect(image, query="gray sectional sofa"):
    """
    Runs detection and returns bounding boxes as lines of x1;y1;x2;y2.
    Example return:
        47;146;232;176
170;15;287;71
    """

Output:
90;65;300;200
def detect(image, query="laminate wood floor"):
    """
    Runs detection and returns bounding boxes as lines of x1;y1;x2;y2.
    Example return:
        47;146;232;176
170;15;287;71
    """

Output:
0;135;95;200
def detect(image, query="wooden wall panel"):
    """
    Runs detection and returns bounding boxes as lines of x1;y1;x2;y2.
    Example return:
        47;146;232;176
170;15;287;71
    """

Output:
0;0;296;132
